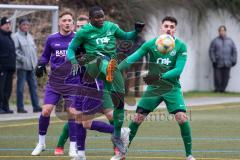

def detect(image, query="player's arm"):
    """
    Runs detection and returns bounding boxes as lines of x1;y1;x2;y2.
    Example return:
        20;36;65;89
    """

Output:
114;22;144;40
67;30;84;64
118;40;149;71
161;44;187;80
35;37;51;78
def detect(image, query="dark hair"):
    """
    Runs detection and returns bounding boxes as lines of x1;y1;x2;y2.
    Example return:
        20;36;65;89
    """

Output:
18;17;30;25
89;6;103;18
59;9;73;18
162;16;178;25
77;15;89;21
218;25;226;32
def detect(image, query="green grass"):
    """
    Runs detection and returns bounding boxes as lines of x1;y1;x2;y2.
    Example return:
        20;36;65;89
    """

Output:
183;91;240;98
0;104;240;160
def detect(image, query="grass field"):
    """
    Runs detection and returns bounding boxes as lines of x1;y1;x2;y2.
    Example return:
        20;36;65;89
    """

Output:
0;103;240;160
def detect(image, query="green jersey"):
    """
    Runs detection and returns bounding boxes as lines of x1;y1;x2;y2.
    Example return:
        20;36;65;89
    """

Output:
67;21;138;63
119;36;187;87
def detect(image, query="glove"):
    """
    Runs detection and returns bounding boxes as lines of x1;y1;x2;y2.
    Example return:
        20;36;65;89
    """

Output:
212;62;217;68
232;62;236;67
71;63;80;76
143;74;161;85
135;22;145;32
35;63;47;78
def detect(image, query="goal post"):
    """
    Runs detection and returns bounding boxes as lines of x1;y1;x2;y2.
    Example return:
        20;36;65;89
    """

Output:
0;4;59;33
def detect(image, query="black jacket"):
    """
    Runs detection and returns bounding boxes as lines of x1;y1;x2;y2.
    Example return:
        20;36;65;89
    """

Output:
0;29;16;71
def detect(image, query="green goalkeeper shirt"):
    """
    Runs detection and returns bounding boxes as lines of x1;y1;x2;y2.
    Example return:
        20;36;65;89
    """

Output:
119;36;187;88
67;21;138;63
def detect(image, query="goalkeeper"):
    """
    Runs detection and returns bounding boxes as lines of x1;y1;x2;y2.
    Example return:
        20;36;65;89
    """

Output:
66;5;144;155
116;16;196;160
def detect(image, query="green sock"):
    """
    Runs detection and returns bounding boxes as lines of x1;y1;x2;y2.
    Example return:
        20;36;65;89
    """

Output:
109;120;114;126
179;121;192;156
129;121;140;146
113;108;124;137
57;122;69;148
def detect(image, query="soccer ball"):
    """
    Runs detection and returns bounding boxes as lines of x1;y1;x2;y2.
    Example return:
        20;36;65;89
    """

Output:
155;34;175;54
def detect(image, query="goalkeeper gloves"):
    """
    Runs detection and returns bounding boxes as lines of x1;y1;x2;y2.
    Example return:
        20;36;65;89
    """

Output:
35;63;47;78
135;22;145;32
143;74;161;85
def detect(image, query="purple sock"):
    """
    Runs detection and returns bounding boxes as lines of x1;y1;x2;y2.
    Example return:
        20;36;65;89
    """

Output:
90;121;114;134
39;114;50;135
76;123;86;150
68;119;76;142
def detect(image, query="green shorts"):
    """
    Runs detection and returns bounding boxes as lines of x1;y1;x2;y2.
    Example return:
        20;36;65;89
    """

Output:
102;89;114;109
138;86;186;113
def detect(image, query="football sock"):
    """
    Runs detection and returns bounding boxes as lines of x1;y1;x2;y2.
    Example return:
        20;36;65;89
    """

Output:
113;108;124;137
90;121;114;133
68;119;76;142
179;121;192;156
75;123;86;151
39;114;50;136
129;121;140;145
57;122;69;148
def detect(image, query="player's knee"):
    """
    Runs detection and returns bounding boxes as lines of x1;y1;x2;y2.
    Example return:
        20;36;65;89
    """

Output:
175;112;188;124
133;113;145;124
82;120;92;129
104;109;113;121
42;105;53;116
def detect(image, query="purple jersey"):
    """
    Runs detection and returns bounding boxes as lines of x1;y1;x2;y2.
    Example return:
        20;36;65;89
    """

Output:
39;32;74;71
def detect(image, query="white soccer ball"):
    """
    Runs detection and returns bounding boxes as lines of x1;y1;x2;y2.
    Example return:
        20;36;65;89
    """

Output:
155;34;175;54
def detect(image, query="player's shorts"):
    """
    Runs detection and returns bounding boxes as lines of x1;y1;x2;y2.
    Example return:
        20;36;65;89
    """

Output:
73;90;113;114
138;86;186;114
44;83;72;106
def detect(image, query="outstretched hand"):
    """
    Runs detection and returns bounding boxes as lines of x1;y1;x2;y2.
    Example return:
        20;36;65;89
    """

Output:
135;22;145;32
143;74;161;85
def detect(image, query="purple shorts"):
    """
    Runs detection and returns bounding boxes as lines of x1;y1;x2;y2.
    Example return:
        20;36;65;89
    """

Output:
44;83;73;107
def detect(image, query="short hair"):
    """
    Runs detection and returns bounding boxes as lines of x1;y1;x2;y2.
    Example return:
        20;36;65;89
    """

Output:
59;9;73;18
218;25;226;32
162;16;178;26
89;6;103;18
77;15;89;21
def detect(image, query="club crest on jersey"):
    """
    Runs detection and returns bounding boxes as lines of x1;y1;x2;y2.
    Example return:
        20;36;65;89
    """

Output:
170;50;176;56
157;58;172;65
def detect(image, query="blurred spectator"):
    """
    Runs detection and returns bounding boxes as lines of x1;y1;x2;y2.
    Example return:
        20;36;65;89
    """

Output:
75;15;89;31
12;17;42;113
209;25;237;93
0;17;15;114
117;35;145;97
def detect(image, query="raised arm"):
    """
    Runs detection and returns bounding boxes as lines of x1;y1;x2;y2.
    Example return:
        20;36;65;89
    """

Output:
118;40;149;71
162;44;187;80
114;22;144;40
67;31;84;64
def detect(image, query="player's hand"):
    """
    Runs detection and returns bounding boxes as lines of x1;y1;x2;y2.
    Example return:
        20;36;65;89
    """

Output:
135;22;145;32
35;63;47;78
143;74;161;85
71;63;79;76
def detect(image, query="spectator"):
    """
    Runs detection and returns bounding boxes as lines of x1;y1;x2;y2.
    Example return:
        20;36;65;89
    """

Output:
0;17;15;114
12;17;42;113
209;25;237;92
